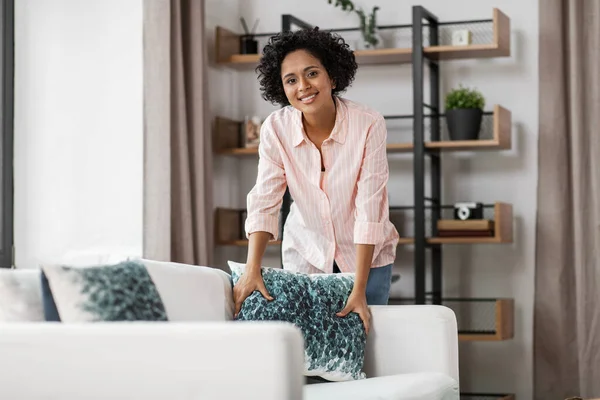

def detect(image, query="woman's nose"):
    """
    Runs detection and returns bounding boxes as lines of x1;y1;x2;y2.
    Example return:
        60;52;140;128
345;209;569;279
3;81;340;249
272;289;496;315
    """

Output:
298;77;311;91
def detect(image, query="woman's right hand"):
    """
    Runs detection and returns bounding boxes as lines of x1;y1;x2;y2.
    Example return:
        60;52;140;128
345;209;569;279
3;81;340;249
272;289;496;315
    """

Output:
233;268;274;318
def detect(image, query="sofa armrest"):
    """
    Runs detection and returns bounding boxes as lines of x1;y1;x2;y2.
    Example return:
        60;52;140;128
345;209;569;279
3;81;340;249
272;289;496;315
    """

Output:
364;305;459;384
0;321;304;400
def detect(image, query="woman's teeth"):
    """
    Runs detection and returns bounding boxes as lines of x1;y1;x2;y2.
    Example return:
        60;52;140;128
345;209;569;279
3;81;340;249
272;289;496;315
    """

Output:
301;94;317;103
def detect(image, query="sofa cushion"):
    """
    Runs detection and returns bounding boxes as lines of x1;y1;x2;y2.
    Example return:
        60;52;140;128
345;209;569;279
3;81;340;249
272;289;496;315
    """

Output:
229;261;366;382
137;259;234;322
41;260;168;322
304;372;459;400
0;269;45;322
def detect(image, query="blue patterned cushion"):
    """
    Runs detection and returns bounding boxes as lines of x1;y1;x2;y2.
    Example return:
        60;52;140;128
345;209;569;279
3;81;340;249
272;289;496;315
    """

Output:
41;260;168;322
228;261;367;381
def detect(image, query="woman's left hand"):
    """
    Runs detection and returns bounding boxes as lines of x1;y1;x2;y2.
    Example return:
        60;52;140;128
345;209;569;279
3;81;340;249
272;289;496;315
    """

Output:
336;290;371;335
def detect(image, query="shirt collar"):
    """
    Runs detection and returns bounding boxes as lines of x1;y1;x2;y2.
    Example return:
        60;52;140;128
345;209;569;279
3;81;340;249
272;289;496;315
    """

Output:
291;96;348;147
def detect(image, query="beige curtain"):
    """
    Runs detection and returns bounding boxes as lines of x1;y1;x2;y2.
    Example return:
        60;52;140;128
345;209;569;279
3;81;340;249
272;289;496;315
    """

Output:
534;1;600;399
143;0;213;266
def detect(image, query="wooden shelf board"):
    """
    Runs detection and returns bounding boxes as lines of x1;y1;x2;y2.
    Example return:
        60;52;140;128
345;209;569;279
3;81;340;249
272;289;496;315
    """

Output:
424;44;508;60
397;237;413;245
427;236;509;244
354;47;412;65
387;140;508;153
217;147;259;156
461;394;514;400
459;333;504;341
426;139;506;151
228;54;261;64
216;8;510;69
219;55;261;70
397;202;513;245
459;332;511;341
214;103;511;156
217;44;508;69
388;104;512;152
214;202;512;246
386;143;414;153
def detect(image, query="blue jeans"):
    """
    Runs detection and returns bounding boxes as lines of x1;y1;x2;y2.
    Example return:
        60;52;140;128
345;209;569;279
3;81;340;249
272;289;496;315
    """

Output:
333;263;393;305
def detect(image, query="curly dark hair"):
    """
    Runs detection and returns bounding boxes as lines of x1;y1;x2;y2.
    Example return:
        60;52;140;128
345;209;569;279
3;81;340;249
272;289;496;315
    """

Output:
256;27;358;107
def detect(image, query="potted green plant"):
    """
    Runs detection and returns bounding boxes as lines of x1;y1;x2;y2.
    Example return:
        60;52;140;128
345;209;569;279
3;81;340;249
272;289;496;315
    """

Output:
444;85;485;141
327;0;354;11
327;0;381;49
356;6;380;49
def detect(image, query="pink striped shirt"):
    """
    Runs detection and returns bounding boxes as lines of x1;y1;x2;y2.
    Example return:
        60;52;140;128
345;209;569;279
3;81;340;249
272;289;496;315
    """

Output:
245;97;399;274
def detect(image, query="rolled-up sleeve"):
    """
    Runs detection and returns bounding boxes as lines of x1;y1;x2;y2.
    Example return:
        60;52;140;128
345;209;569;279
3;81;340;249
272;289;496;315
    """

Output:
354;115;389;245
244;119;287;241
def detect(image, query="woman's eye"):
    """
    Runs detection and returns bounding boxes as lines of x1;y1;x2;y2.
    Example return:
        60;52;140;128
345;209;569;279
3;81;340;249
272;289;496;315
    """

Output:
287;78;296;84
308;71;317;77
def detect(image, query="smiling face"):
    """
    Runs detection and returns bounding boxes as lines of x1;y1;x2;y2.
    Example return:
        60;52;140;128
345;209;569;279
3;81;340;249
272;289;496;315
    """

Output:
280;49;336;114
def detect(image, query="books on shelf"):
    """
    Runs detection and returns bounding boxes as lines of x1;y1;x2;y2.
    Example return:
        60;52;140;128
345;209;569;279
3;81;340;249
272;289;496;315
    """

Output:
437;219;494;237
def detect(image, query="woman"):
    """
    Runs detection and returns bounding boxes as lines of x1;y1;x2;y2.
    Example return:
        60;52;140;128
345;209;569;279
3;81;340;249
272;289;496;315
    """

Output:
233;27;399;334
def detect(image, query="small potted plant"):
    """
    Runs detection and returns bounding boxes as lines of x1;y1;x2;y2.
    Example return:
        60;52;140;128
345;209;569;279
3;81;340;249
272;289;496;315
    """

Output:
327;0;381;49
356;6;381;49
444;85;485;141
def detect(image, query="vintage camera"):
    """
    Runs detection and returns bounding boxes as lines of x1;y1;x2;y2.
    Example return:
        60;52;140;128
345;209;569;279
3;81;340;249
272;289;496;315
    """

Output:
453;202;484;220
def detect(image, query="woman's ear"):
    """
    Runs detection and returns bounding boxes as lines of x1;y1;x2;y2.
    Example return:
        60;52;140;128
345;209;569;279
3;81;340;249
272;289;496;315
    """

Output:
331;79;336;89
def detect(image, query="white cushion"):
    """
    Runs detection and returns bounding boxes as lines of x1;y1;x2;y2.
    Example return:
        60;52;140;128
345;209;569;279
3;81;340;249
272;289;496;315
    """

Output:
0;269;44;322
304;372;458;400
0;321;305;400
137;259;234;322
364;306;459;384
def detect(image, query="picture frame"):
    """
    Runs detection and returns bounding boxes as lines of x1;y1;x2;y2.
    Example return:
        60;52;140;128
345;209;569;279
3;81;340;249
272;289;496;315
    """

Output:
241;115;262;148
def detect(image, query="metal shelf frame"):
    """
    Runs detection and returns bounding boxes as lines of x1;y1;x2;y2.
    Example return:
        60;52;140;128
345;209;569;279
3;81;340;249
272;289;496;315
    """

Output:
412;5;442;305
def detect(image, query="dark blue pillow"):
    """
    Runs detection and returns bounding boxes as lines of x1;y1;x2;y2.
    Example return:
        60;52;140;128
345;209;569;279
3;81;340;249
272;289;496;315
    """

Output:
40;270;61;321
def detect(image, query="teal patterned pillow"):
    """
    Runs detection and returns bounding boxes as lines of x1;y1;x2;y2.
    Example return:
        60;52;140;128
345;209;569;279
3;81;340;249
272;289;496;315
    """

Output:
41;260;168;322
228;261;367;381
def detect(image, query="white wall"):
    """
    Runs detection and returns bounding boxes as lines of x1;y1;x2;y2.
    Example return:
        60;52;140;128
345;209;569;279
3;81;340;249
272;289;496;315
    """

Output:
14;0;144;268
214;0;538;398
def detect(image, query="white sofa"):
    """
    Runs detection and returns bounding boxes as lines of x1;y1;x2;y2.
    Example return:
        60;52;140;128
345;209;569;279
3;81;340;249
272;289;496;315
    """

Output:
0;259;460;400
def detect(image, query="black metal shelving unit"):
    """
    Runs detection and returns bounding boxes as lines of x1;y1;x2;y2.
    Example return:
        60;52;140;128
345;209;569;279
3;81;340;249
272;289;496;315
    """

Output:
412;6;442;305
212;6;512;316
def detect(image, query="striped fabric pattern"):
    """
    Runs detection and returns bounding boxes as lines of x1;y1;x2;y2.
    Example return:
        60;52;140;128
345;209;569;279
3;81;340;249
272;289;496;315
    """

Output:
245;97;399;274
